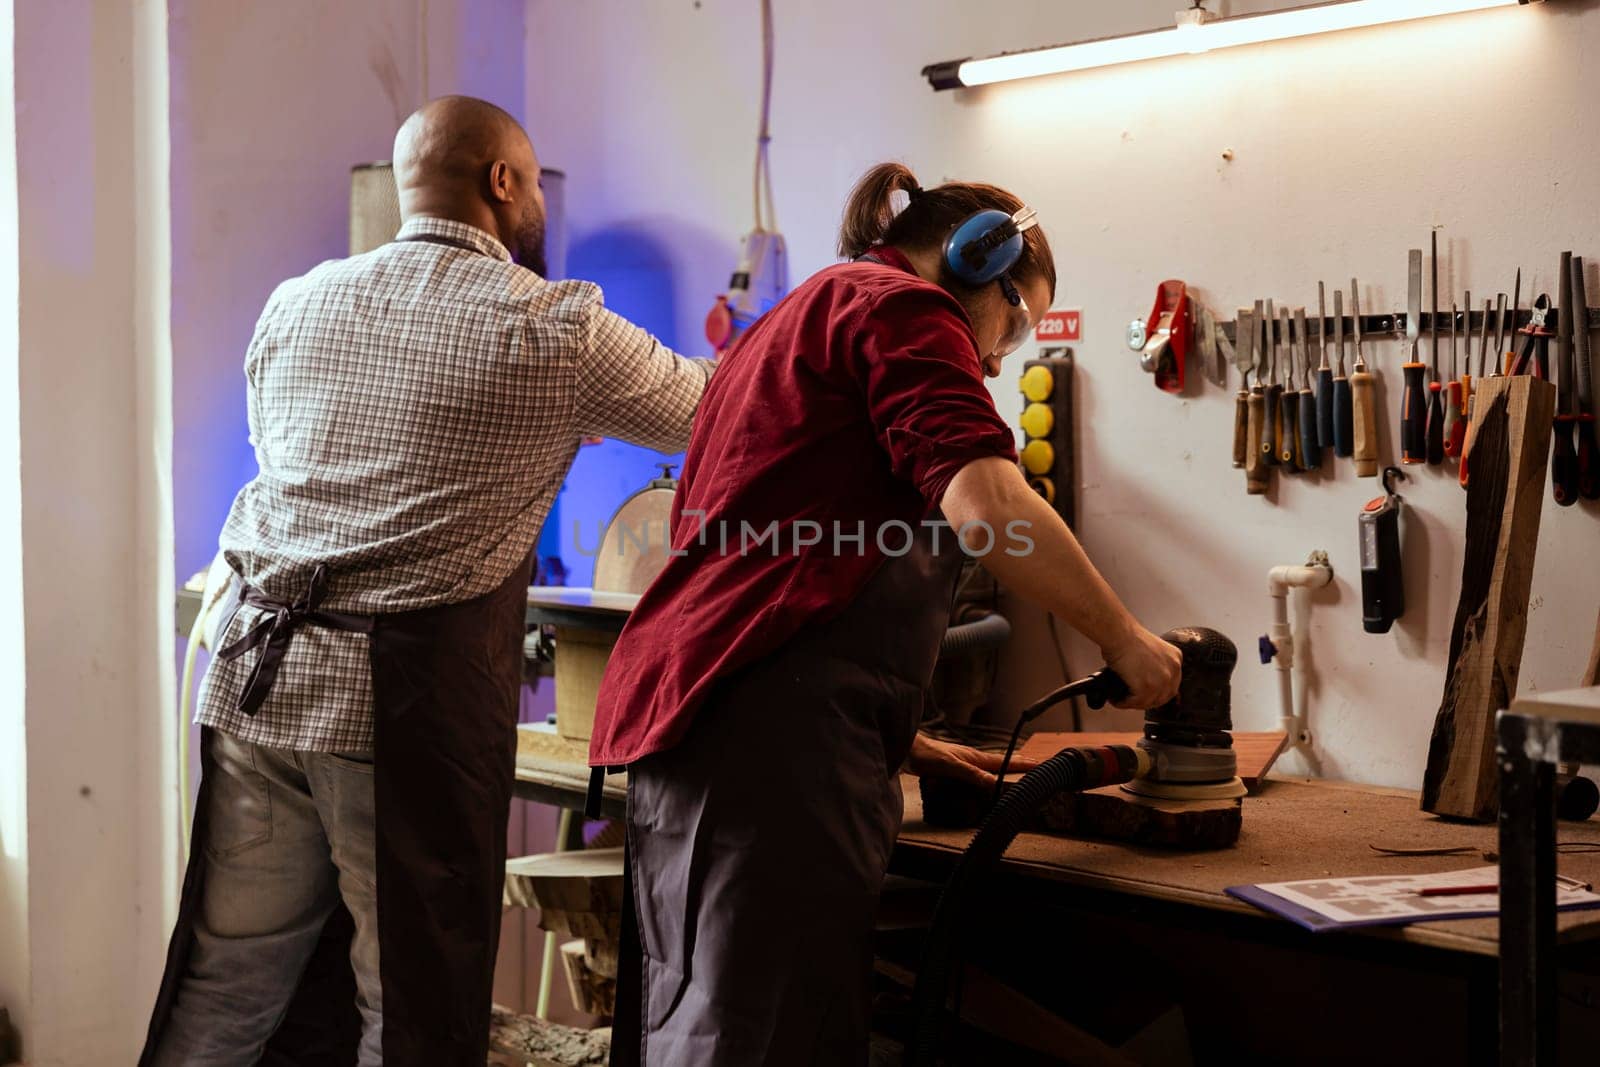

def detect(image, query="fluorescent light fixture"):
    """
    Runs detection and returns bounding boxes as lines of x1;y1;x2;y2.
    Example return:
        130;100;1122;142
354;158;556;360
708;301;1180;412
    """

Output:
922;0;1539;91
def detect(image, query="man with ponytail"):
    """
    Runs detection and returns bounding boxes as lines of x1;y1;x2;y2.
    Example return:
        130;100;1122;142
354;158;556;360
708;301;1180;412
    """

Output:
593;163;1181;1065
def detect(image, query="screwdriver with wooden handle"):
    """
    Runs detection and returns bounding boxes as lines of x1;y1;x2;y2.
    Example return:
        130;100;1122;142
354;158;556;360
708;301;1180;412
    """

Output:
1262;300;1282;467
1232;306;1253;469
1443;301;1465;458
1246;302;1270;493
1350;278;1379;477
1333;287;1352;456
1401;248;1428;464
1296;306;1320;469
1426;232;1445;466
1315;282;1334;450
1279;307;1300;468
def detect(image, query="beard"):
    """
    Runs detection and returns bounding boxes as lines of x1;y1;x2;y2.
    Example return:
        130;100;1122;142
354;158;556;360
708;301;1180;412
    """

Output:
513;204;548;277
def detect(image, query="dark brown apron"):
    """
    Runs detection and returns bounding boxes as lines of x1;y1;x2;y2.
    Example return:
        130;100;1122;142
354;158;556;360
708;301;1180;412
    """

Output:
611;517;964;1066
141;557;532;1066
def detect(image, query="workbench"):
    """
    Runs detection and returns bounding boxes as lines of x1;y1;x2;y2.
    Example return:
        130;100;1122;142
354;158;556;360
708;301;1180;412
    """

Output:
893;774;1600;1063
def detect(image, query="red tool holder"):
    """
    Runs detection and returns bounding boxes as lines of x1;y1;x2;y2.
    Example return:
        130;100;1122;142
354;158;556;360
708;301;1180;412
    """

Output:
1143;280;1191;394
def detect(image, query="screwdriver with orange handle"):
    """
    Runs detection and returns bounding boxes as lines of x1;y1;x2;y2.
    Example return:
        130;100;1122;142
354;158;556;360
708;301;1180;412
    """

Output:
1350;278;1380;477
1400;248;1429;464
1443;301;1465;459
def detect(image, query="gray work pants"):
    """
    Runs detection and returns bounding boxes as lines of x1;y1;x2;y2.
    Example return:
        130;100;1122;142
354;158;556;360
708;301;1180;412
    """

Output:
148;730;382;1066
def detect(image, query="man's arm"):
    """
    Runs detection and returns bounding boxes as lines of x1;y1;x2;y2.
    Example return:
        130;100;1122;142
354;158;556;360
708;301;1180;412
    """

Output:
941;456;1181;710
574;304;714;452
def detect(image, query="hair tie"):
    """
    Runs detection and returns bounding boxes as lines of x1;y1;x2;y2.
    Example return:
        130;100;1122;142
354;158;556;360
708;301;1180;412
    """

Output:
906;184;924;201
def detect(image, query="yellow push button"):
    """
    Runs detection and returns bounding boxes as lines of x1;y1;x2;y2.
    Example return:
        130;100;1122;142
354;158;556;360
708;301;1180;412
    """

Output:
1020;365;1054;403
1019;402;1054;439
1020;439;1054;475
1028;476;1056;503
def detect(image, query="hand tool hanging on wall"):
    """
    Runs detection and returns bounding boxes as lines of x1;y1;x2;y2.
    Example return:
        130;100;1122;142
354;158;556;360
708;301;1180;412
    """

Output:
1232;305;1253;469
1350;279;1379;477
1426;233;1446;466
1296;307;1320;470
1444;301;1465;459
1509;294;1552;378
1197;305;1227;388
1401;249;1428;464
1503;270;1522;377
1460;295;1495;489
1360;467;1406;634
1316;282;1334;451
1571;256;1598;500
1553;252;1579;506
1246;301;1270;495
1279;307;1301;469
1262;300;1282;467
1462;289;1513;490
1140;280;1191;393
1333;286;1353;457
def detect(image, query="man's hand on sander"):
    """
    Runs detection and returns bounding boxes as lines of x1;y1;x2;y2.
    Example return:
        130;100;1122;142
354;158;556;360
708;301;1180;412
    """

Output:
1104;625;1182;711
907;734;1041;789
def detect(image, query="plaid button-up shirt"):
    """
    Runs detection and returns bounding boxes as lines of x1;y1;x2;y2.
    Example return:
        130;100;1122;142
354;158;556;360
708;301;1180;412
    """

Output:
197;215;712;752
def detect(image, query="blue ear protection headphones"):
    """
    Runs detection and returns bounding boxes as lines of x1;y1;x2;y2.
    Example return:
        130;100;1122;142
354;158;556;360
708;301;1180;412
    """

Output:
942;206;1040;301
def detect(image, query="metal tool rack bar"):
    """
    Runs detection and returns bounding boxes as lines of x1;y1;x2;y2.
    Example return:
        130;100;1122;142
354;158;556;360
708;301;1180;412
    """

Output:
1498;687;1600;1066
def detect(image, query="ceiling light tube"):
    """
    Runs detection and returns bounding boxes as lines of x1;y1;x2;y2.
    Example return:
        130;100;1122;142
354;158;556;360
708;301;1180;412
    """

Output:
922;0;1540;91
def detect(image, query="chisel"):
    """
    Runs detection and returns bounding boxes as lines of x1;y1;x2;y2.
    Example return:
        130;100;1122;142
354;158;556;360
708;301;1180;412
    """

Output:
1572;257;1597;500
1246;301;1269;493
1316;282;1334;449
1443;301;1465;459
1459;288;1475;429
1261;300;1281;467
1553;251;1578;506
1279;307;1300;468
1232;306;1254;469
1296;307;1320;469
1401;249;1428;464
1333;287;1353;457
1459;295;1494;489
1426;232;1445;466
1504;270;1522;377
1351;278;1379;477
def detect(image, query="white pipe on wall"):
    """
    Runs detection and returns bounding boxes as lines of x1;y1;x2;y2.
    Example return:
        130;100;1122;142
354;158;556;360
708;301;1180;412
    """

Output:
1268;552;1333;757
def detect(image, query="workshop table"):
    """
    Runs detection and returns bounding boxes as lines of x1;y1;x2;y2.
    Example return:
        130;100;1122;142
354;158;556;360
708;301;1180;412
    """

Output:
894;773;1600;1062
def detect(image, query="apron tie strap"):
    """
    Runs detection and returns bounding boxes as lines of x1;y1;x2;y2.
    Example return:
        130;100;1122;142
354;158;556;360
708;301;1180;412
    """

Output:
217;563;376;716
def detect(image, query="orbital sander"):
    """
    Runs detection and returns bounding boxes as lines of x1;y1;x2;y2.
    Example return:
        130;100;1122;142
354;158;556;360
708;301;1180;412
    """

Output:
1122;626;1246;801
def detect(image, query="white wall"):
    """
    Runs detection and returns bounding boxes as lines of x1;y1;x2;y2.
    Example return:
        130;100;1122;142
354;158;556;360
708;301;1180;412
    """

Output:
528;0;1600;788
170;0;528;580
7;1;176;1061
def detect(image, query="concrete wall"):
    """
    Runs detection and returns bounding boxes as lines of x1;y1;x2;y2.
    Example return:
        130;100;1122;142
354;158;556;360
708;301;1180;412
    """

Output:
5;0;176;1061
527;0;1600;788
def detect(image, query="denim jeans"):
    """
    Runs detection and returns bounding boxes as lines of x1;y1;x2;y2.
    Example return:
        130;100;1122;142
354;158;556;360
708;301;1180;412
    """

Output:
149;730;382;1065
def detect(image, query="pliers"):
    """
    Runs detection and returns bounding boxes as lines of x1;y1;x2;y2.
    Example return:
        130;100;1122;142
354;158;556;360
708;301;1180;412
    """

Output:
1509;294;1553;378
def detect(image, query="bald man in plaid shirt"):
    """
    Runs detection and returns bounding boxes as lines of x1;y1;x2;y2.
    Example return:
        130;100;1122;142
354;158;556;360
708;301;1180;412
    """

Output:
143;96;713;1067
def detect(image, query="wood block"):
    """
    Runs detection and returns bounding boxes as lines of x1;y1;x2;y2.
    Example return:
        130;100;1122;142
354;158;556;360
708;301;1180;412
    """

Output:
488;1004;610;1066
504;847;625;940
918;777;1241;849
554;626;616;743
560;939;617;1018
1037;785;1242;850
1422;375;1557;821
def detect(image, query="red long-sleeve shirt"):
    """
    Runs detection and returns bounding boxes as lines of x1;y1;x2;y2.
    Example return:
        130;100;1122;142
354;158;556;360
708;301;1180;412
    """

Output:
589;247;1018;766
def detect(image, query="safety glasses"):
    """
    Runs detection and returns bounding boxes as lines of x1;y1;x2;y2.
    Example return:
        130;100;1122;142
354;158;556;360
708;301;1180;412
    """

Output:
994;274;1032;359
